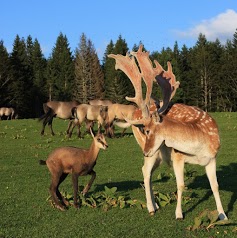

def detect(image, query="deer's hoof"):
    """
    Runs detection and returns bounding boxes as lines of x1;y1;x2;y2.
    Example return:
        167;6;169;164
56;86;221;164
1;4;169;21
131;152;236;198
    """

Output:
55;205;66;211
149;211;155;216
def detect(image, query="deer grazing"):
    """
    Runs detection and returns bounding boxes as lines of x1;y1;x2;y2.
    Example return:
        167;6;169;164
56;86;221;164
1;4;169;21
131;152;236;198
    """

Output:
108;45;228;220
105;103;137;138
0;107;17;120
39;101;80;136
68;104;108;138
89;99;136;137
39;128;108;211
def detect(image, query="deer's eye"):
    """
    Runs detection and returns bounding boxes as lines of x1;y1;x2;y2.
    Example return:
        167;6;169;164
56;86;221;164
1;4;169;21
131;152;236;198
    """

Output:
145;130;150;136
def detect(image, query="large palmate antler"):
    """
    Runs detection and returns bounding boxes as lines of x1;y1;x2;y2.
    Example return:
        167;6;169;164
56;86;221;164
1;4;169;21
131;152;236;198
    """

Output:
108;45;179;121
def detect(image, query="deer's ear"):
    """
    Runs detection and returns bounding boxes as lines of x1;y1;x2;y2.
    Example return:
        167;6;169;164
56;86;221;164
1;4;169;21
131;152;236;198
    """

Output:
151;111;161;123
90;127;95;138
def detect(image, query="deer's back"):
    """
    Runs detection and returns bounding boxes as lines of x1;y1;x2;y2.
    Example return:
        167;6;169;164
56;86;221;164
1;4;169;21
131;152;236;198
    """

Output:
46;147;94;175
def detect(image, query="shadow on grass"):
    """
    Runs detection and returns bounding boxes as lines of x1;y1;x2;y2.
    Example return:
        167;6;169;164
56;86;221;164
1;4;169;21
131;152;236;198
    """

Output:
185;162;237;217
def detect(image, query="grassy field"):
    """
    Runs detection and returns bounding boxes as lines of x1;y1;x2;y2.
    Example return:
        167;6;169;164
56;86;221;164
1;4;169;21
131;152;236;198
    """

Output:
1;113;237;238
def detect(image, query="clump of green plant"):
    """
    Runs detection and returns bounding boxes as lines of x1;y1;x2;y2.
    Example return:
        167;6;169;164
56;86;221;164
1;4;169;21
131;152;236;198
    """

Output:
0;132;7;137
47;186;146;211
12;134;26;139
187;209;231;231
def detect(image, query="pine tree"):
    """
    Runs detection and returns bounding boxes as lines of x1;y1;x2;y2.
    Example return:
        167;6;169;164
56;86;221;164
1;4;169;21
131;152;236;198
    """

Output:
47;32;74;101
219;31;237;111
9;35;33;118
103;35;132;103
74;33;91;103
89;40;105;99
0;40;10;106
103;40;116;101
30;38;47;116
190;34;211;110
177;45;192;105
74;33;104;103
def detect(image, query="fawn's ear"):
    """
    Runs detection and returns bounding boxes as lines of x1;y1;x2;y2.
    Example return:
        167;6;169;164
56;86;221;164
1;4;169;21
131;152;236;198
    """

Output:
90;127;95;138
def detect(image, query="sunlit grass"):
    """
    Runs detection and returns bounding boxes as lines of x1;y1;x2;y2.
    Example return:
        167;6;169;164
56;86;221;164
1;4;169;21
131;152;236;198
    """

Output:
0;114;237;237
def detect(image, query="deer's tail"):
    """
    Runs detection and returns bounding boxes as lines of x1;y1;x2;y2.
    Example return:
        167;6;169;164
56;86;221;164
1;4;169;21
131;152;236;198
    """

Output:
39;160;46;165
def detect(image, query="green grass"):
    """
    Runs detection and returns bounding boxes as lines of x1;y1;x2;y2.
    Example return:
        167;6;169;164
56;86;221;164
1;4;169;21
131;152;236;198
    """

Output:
1;114;237;238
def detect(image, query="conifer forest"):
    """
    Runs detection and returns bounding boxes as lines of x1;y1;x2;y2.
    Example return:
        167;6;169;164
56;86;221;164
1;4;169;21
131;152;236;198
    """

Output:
0;30;237;118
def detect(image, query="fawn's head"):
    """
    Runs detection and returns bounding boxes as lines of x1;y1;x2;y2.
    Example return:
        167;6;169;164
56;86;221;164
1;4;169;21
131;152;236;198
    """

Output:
90;128;108;150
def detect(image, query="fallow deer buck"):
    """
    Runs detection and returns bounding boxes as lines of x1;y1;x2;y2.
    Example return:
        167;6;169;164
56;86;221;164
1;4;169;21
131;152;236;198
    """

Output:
108;45;228;220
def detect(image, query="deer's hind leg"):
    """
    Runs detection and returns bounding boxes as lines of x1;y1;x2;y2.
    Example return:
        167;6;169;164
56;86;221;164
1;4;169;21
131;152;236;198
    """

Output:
49;172;66;211
66;120;73;136
48;117;55;136
56;173;69;207
205;158;228;220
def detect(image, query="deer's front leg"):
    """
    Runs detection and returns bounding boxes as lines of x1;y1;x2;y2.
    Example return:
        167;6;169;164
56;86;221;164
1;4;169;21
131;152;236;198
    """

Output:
72;173;79;208
82;170;96;195
142;153;161;215
172;150;185;219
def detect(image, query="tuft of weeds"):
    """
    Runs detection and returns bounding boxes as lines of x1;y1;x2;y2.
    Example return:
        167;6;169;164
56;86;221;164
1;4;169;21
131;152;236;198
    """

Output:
187;209;232;231
47;186;146;211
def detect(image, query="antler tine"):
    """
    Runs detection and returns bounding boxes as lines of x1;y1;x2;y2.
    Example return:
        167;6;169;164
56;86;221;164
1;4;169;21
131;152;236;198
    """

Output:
130;45;163;107
166;62;180;100
154;61;180;114
108;52;149;117
109;46;180;118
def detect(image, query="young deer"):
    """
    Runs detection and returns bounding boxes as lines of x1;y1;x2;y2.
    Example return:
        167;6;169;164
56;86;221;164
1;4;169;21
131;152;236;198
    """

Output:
39;129;108;211
108;45;228;220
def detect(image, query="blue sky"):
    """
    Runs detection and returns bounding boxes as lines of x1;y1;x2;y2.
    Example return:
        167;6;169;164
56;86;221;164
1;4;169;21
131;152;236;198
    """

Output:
1;0;237;60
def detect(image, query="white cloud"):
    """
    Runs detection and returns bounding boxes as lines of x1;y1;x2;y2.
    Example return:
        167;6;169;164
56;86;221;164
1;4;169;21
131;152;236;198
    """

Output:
174;9;237;43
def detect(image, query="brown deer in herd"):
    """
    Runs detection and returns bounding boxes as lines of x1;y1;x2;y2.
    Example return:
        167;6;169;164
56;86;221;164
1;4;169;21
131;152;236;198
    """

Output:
68;104;109;138
89;99;113;107
108;45;228;220
39;128;108;211
105;103;137;138
39;101;80;136
89;99;136;137
0;107;18;120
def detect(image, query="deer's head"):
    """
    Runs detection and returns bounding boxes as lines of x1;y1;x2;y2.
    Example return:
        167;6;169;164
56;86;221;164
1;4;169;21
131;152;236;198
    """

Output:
108;45;180;156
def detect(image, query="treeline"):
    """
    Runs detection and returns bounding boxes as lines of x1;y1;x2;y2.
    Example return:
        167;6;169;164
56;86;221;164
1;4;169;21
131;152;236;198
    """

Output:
0;30;237;118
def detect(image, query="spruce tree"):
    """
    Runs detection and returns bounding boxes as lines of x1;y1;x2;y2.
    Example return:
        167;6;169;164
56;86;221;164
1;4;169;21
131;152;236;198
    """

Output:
103;40;116;101
30;38;47;116
74;33;91;103
47;32;74;101
178;45;192;105
74;33;104;103
89;40;105;99
0;40;10;106
9;35;33;118
190;34;210;110
103;35;133;103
